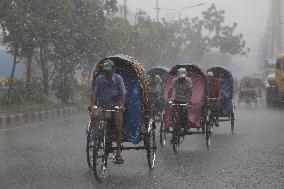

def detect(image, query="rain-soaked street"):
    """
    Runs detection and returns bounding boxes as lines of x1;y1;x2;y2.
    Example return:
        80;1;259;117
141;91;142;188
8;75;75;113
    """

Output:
0;103;283;189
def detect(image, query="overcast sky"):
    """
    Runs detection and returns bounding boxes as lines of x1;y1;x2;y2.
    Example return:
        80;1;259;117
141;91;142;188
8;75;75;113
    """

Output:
118;0;271;75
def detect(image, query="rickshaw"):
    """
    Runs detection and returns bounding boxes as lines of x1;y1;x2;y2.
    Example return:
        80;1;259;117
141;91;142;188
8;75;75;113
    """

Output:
86;55;156;181
251;76;265;99
266;73;278;107
238;76;257;107
159;63;210;152
147;66;169;120
207;67;235;132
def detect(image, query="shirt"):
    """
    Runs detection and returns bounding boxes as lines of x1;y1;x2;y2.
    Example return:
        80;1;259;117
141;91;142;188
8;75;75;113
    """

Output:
149;75;162;93
172;77;192;102
93;74;126;109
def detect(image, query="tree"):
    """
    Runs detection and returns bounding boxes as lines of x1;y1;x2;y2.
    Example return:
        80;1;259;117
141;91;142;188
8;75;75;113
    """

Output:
177;4;249;62
0;0;27;100
50;0;105;103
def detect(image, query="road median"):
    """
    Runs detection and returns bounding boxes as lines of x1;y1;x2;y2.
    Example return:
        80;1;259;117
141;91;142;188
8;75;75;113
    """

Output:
0;106;86;130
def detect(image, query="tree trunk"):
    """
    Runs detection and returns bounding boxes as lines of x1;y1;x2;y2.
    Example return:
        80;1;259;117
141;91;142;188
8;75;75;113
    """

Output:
25;55;32;96
40;46;49;96
7;52;18;100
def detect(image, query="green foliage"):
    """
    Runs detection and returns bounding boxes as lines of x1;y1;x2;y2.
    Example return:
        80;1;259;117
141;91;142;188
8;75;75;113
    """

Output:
51;73;77;104
0;80;47;105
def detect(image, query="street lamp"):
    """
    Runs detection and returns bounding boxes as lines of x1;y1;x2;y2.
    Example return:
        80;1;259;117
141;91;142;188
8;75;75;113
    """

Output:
158;3;205;23
178;3;205;23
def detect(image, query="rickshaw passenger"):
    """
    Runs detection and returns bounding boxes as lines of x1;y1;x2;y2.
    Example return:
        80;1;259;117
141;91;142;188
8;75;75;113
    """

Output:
168;68;192;129
206;72;221;126
148;74;162;114
91;59;126;164
207;72;221;99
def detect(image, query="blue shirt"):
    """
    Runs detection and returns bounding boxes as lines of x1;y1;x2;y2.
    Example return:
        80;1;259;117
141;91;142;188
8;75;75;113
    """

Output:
93;74;126;109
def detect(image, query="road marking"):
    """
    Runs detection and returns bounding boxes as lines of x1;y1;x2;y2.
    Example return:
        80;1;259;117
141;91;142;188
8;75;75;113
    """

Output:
0;117;83;134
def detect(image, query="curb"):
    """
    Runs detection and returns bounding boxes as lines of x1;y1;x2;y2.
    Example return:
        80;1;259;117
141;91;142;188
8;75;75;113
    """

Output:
0;106;86;130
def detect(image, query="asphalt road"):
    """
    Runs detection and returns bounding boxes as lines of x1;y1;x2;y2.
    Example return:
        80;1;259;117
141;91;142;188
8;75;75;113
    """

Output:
0;103;283;189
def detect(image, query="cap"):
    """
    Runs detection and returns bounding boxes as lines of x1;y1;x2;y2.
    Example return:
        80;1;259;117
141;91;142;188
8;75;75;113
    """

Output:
178;68;187;78
207;71;214;77
102;59;114;71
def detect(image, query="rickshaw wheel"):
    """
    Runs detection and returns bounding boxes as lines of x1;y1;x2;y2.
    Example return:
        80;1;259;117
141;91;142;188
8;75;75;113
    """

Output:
86;133;94;169
230;113;235;133
206;115;213;150
93;128;108;182
159;117;166;148
146;118;156;170
172;124;180;154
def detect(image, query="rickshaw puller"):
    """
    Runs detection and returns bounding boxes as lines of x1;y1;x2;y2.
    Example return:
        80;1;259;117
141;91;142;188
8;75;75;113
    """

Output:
91;59;126;164
148;74;162;115
168;68;192;129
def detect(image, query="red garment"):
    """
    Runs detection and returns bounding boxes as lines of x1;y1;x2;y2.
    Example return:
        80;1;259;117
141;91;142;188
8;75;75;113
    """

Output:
213;78;221;98
208;78;221;98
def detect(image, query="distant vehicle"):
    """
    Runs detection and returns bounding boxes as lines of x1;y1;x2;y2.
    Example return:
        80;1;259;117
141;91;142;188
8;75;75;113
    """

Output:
266;73;277;107
266;53;284;106
238;76;257;107
250;76;265;99
276;53;284;103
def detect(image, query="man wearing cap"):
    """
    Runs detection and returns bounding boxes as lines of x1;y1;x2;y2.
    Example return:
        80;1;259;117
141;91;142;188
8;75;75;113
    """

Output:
168;68;192;103
168;68;192;129
91;59;126;164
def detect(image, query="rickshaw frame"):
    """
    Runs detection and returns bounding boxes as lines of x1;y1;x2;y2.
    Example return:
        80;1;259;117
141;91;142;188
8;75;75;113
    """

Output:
159;63;212;152
207;66;235;133
86;55;157;182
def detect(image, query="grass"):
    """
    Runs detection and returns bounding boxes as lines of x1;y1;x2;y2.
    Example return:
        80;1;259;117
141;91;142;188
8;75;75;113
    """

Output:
0;99;88;115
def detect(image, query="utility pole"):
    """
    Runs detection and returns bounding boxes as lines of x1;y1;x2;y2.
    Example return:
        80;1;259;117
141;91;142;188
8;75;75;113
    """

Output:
124;0;127;21
271;17;274;56
156;0;159;22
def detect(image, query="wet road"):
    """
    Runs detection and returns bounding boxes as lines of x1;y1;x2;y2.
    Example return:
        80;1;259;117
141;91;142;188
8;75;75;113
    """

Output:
0;104;283;189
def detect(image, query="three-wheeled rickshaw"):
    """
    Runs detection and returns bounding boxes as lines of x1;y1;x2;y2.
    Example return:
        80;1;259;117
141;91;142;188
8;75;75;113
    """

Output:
238;76;257;107
147;66;170;121
159;63;211;152
207;67;235;132
86;55;156;181
251;76;265;99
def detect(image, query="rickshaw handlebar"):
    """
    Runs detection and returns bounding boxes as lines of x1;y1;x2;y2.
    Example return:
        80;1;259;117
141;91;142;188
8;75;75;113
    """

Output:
207;97;221;101
167;101;191;107
88;105;122;113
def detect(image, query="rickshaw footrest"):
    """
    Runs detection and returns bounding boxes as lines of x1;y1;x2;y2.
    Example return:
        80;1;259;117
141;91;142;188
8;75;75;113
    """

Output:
109;146;150;151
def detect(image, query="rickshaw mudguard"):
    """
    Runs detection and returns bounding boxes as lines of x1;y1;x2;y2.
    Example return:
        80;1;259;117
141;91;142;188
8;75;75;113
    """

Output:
163;64;206;128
